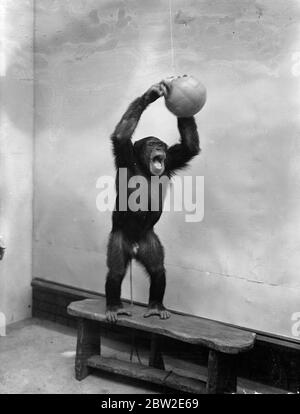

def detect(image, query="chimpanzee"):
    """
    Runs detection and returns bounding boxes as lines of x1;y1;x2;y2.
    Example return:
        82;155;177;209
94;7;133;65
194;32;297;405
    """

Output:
105;80;200;322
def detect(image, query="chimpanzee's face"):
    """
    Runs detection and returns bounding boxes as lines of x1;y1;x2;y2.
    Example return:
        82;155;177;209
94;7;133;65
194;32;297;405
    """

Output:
134;137;168;176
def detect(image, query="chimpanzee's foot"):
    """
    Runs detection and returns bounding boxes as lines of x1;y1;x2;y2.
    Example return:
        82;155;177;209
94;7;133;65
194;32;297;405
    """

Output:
143;304;171;320
106;305;132;323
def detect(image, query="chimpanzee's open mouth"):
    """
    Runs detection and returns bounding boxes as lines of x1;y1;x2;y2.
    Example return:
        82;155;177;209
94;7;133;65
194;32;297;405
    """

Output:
150;153;166;175
152;155;163;170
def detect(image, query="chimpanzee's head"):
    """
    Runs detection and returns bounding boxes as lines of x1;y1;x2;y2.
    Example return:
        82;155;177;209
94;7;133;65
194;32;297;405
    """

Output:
134;136;168;176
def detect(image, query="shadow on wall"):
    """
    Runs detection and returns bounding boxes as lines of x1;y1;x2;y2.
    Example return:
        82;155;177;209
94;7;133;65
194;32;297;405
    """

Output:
0;0;34;324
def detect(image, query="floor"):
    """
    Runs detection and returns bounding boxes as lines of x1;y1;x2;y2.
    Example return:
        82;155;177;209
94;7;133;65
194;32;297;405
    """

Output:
0;318;158;394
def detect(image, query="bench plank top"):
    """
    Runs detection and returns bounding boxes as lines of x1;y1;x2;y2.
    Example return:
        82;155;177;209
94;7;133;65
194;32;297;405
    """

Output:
68;299;255;354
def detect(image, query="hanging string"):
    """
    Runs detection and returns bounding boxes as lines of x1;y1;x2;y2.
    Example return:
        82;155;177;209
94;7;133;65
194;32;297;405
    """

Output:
129;258;134;362
129;258;142;365
128;3;175;369
129;258;133;306
168;0;175;73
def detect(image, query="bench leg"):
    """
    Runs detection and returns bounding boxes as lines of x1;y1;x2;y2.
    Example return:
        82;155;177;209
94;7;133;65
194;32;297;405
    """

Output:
149;334;165;370
206;350;237;394
75;318;101;381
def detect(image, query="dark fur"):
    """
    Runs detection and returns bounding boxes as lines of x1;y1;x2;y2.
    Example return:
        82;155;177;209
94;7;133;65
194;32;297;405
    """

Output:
105;86;200;319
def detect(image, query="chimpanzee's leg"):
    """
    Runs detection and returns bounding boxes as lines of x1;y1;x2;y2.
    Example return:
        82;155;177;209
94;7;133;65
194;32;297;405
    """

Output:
136;230;170;319
105;231;131;323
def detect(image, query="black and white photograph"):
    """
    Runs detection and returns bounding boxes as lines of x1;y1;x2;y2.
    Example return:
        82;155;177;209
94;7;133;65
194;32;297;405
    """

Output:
0;0;299;398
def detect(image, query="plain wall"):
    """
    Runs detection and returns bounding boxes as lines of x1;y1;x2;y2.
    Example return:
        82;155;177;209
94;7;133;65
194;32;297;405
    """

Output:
33;0;300;339
0;0;34;324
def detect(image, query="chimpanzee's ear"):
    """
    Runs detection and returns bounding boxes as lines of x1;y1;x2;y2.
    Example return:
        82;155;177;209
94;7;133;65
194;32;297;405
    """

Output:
133;140;143;152
133;139;149;160
133;140;145;164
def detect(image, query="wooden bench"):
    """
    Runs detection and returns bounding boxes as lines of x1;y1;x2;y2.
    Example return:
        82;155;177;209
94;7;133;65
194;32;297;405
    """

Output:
67;299;256;394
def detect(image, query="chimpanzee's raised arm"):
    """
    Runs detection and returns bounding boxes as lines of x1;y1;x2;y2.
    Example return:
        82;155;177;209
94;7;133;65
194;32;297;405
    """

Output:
166;117;200;174
111;84;165;168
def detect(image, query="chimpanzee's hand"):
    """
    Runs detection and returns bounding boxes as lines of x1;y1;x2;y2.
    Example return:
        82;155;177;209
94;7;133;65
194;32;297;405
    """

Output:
144;82;168;104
